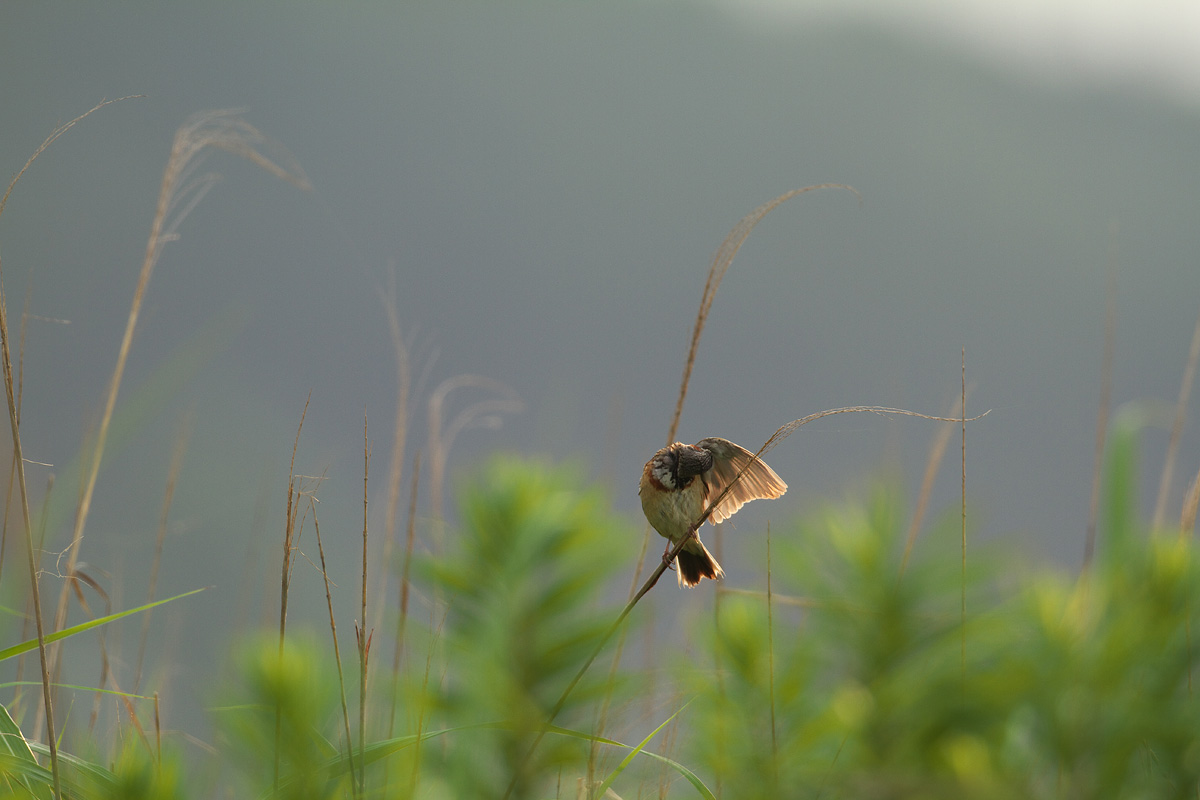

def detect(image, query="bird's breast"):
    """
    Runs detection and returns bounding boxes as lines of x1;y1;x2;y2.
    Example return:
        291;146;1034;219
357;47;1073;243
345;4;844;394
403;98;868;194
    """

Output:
639;474;706;542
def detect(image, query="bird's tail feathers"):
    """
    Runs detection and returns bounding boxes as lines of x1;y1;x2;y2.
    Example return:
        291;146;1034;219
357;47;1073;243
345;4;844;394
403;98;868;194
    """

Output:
675;539;724;587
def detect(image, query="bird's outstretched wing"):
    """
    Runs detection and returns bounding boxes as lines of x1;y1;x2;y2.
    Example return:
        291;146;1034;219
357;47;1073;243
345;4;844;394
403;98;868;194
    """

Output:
694;437;787;524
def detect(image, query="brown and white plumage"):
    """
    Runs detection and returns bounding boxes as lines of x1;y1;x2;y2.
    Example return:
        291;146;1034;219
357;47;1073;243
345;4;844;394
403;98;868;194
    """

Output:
639;437;787;587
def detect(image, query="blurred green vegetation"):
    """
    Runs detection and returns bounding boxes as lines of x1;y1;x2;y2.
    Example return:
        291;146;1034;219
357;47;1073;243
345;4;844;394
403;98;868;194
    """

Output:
5;440;1200;799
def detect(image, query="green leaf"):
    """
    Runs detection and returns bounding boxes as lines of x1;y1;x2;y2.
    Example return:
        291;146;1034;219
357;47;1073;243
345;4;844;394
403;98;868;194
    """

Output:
0;588;205;662
0;704;52;800
591;700;703;798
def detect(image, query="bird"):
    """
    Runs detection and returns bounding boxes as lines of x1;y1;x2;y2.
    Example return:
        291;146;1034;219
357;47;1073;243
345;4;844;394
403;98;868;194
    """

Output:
639;437;787;587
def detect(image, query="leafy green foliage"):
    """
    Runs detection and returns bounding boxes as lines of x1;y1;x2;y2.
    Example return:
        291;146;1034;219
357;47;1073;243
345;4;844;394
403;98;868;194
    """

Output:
418;456;631;798
7;444;1200;799
683;443;1200;799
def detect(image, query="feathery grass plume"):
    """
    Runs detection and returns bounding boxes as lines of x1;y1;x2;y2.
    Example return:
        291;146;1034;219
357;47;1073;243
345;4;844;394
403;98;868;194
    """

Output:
630;183;858;591
426;375;523;530
52;109;309;652
423;457;629;798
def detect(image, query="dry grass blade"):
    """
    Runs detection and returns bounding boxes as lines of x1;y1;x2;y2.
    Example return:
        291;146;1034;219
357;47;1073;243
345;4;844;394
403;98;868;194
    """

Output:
766;524;778;767
280;393;311;650
386;451;421;792
358;416;371;797
665;184;858;447
1153;306;1200;529
372;277;411;638
0;288;33;584
901;387;973;574
426;374;523;526
1182;467;1200;537
313;499;358;800
0;96;144;219
275;394;310;791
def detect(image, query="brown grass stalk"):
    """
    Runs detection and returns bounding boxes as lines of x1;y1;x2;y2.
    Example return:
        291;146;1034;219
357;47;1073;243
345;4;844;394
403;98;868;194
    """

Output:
276;393;310;790
0;287;33;583
630;183;858;591
426;374;522;530
960;350;967;683
357;416;371;797
766;524;778;769
901;387;972;574
153;692;162;767
386;452;421;790
1183;467;1200;537
313;498;359;800
371;279;412;640
1153;305;1200;529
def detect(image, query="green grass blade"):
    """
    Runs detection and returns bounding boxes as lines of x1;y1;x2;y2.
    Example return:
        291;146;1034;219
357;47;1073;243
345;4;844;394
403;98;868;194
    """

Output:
0;588;205;662
0;705;52;800
591;700;697;798
547;723;715;800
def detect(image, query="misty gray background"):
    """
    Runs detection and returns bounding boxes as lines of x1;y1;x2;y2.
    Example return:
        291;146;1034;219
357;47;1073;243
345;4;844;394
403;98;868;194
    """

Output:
3;2;1200;747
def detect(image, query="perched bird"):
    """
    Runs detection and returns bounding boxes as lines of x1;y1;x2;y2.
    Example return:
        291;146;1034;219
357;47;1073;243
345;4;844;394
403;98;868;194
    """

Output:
639;437;787;587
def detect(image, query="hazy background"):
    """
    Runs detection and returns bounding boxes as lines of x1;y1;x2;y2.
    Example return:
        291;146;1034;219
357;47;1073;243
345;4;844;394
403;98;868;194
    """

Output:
3;0;1199;746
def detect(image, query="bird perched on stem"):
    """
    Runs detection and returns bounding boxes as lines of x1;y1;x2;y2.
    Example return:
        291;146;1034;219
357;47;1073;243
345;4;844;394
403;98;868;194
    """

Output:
639;437;787;587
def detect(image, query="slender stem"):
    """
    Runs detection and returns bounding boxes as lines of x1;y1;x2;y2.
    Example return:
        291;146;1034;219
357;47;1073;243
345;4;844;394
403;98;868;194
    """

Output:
0;279;59;797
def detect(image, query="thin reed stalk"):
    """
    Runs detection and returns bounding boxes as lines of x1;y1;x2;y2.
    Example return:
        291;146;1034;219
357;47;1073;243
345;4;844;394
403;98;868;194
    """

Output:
901;387;971;574
766;524;778;767
313;499;359;800
0;287;32;583
1183;468;1200;536
1153;305;1200;529
960;350;967;684
371;280;411;640
276;394;310;790
0;280;58;796
357;417;371;797
426;375;522;529
386;452;421;790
